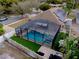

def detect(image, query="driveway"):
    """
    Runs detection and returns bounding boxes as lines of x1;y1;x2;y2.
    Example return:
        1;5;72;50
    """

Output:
0;15;22;25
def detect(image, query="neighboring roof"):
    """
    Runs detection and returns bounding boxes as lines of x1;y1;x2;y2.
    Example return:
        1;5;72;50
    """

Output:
75;0;79;3
75;12;79;24
54;9;66;22
76;12;79;16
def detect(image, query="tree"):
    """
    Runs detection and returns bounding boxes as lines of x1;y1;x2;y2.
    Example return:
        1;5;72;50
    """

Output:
47;0;63;4
0;23;4;35
47;0;53;3
0;0;19;5
11;0;40;15
60;36;78;59
0;0;19;13
39;3;51;11
63;0;75;16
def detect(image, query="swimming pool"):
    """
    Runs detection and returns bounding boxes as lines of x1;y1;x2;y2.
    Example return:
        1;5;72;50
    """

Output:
24;30;52;45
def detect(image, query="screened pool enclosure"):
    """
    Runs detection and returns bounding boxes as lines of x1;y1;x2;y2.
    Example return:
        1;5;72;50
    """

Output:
15;19;60;47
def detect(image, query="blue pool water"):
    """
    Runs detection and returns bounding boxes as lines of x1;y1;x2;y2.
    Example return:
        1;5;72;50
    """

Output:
24;30;52;44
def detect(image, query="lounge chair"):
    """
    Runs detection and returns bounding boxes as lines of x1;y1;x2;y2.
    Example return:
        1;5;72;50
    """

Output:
36;22;48;28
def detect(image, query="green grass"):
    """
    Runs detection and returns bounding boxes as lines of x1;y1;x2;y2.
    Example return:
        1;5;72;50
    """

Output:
11;35;41;52
0;23;4;35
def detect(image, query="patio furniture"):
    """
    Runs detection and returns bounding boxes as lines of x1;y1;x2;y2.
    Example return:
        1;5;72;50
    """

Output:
36;51;44;56
49;54;53;59
49;54;62;59
53;55;62;59
36;22;48;28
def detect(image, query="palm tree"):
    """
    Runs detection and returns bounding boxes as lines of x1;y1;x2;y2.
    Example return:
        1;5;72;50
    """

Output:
64;36;78;59
63;0;75;17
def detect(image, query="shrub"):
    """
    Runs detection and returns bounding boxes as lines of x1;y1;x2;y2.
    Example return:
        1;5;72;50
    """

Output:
66;3;73;10
75;3;79;9
0;29;4;35
47;0;63;4
47;0;53;3
0;23;4;35
0;23;3;28
39;3;51;11
53;32;67;50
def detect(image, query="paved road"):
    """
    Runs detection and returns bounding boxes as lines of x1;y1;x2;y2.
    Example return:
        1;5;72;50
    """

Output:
0;15;22;25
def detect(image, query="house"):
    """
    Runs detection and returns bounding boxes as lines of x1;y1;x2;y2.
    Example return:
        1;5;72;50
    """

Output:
7;8;64;59
14;8;66;48
75;0;79;3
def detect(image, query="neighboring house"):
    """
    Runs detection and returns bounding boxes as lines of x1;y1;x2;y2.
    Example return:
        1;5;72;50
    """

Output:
75;11;79;24
75;0;79;3
54;8;67;23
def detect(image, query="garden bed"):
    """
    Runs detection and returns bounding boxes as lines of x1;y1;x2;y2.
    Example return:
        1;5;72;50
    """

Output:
11;35;41;52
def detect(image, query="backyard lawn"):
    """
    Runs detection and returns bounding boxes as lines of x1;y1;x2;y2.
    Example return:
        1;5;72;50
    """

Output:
11;35;41;52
